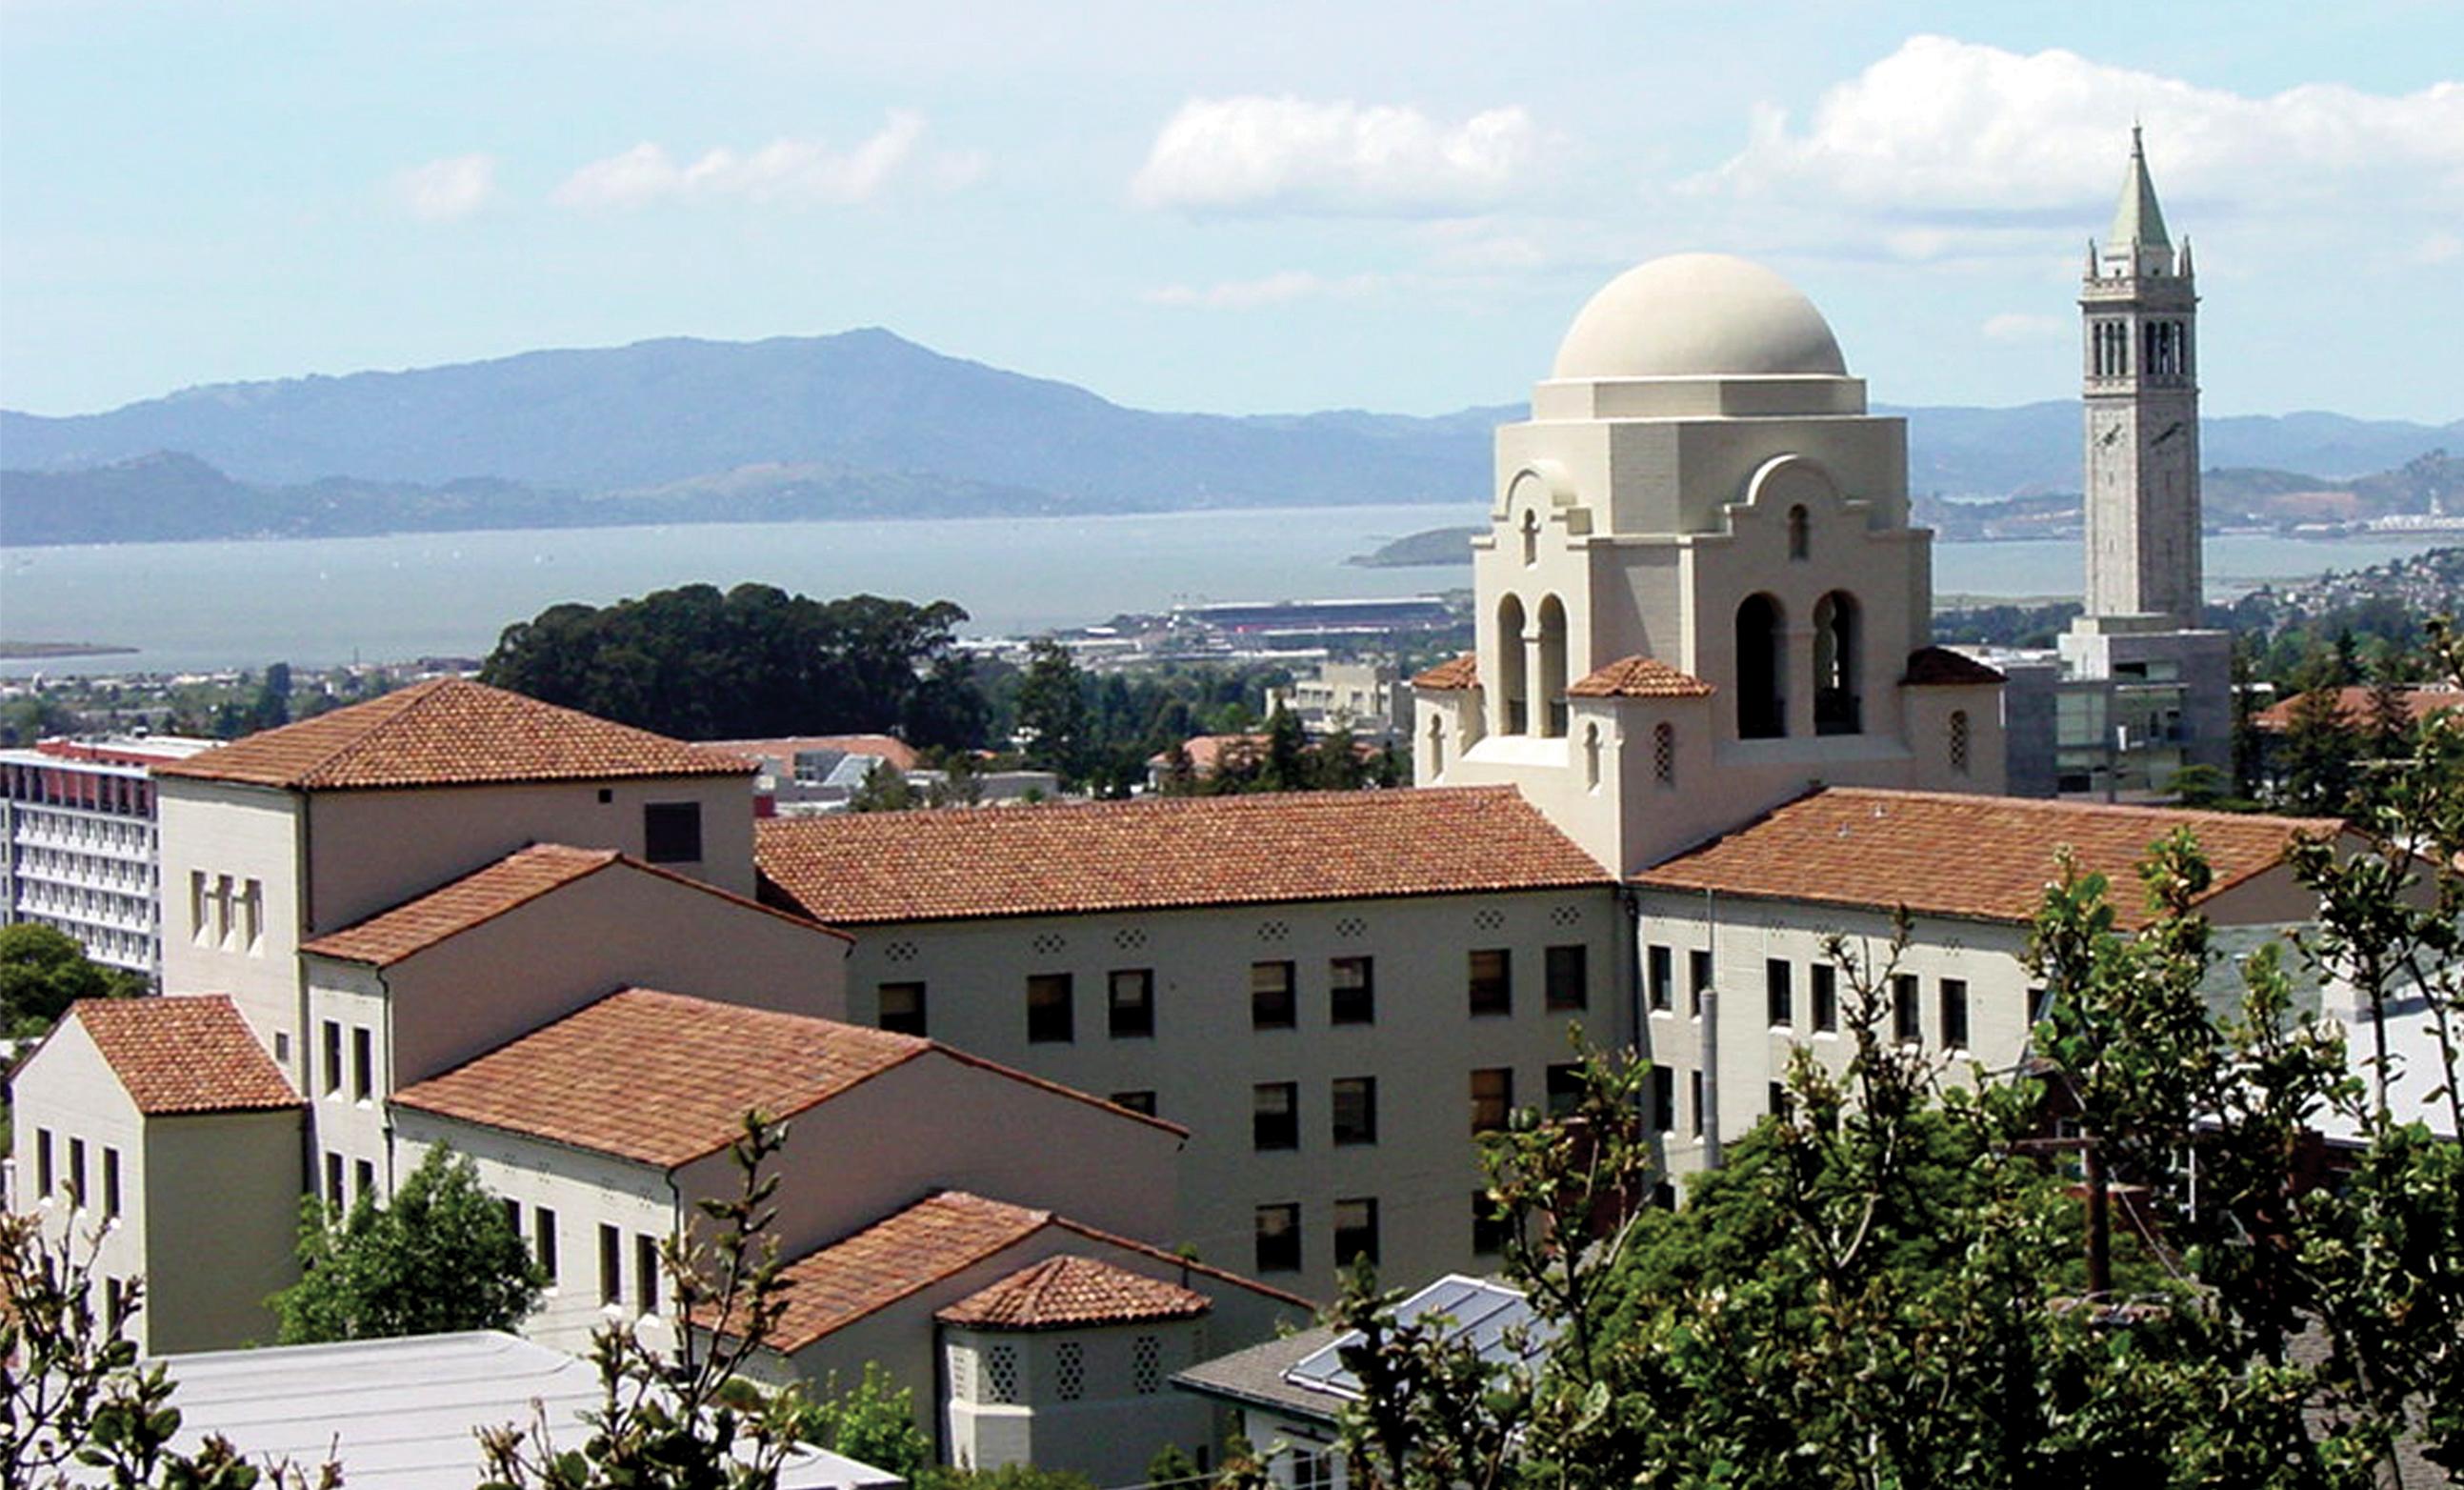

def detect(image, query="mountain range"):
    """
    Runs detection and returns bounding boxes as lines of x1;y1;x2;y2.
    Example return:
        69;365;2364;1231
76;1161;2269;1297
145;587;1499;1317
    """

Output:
4;329;2458;547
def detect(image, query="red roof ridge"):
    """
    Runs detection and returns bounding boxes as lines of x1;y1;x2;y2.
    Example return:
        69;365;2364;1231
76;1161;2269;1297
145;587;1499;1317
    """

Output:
1412;654;1479;691
732;1191;1057;1352
1813;784;2342;836
1566;654;1715;698
302;844;623;965
934;1253;1212;1330
69;995;301;1116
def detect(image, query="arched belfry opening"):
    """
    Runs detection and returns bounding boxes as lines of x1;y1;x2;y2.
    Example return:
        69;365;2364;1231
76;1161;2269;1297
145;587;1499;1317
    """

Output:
1813;590;1861;735
1535;595;1569;737
1787;504;1810;561
1520;509;1540;567
1496;594;1529;735
1735;594;1786;739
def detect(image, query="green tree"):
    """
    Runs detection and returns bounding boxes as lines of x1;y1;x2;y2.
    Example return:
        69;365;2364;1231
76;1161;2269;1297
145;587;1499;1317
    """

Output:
849;759;918;813
2278;666;2359;815
794;1361;931;1481
0;923;145;1036
246;661;293;734
1013;639;1092;785
272;1144;543;1344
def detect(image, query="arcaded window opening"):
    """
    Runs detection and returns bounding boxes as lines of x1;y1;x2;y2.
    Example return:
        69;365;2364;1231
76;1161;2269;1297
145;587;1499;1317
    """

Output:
1813;590;1862;736
1787;504;1810;561
1496;594;1529;735
1536;595;1569;737
1735;594;1786;739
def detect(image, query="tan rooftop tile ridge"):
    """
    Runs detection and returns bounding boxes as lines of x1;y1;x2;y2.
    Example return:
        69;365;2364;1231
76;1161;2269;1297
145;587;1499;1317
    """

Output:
71;995;300;1115
935;1253;1212;1330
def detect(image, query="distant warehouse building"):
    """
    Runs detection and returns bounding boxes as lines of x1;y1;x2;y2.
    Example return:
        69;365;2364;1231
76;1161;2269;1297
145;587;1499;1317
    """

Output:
1;735;216;982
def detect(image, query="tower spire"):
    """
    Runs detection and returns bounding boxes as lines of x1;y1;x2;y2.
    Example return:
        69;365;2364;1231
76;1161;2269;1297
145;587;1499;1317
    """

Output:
2109;125;2171;252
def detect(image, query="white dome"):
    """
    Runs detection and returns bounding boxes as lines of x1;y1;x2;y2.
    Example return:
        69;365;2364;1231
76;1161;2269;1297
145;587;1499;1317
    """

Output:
1550;253;1847;380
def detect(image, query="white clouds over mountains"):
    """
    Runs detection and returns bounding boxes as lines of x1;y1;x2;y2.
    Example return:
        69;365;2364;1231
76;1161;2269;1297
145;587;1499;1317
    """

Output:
1132;96;1554;216
551;111;980;210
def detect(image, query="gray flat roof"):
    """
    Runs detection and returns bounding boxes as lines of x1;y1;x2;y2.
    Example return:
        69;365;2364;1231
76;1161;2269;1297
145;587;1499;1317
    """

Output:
139;1331;897;1490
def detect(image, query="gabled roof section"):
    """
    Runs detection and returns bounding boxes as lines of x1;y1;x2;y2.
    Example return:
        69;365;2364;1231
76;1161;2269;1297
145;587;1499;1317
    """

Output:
71;996;300;1116
1567;655;1714;698
154;678;753;792
302;843;849;967
1901;646;2006;687
756;786;1611;926
739;1191;1305;1355
1633;787;2339;930
936;1254;1212;1331
391;989;929;1167
1411;654;1479;692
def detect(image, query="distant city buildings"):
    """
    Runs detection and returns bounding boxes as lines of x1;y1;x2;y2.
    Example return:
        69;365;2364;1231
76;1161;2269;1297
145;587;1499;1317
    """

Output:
1;734;215;981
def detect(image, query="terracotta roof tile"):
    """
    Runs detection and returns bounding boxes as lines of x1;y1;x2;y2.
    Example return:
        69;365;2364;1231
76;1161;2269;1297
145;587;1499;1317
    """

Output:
1901;646;2007;687
1567;655;1715;698
391;989;929;1167
1633;787;2340;929
2253;684;2464;734
155;678;752;791
1412;654;1479;691
72;996;300;1116
756;786;1610;925
936;1253;1212;1330
302;845;619;965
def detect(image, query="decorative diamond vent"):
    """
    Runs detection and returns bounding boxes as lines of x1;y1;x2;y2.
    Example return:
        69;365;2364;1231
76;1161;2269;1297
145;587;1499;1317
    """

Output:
1550;905;1584;927
1113;927;1148;950
883;940;918;964
1030;933;1069;956
1132;1335;1163;1395
1473;909;1505;932
1054;1340;1085;1401
1334;916;1367;938
1256;920;1290;943
984;1343;1019;1404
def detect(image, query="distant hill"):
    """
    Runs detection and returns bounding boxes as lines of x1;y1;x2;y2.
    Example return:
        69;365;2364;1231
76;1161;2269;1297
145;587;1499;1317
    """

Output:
2;330;2457;547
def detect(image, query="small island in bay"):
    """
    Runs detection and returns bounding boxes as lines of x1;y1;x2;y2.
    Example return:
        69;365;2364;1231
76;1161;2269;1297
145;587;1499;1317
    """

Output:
0;639;139;660
1348;526;1481;568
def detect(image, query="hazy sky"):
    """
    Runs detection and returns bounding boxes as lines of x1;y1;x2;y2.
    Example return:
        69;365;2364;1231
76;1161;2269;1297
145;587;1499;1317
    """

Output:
4;1;2458;422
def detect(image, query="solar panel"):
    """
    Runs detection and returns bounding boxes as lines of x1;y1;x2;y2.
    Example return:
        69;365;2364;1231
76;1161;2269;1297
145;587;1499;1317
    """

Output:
1282;1275;1555;1400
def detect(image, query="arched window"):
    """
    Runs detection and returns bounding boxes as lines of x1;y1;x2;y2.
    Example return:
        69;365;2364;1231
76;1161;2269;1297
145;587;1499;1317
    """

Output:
1583;722;1602;792
1787;504;1810;561
1536;595;1569;738
1813;591;1861;735
1496;594;1528;735
1735;594;1785;739
1427;714;1446;776
1949;710;1970;775
1520;509;1539;567
1653;722;1675;787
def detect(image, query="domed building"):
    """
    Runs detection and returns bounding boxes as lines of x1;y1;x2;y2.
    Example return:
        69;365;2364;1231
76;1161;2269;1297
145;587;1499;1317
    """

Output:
1414;252;2006;876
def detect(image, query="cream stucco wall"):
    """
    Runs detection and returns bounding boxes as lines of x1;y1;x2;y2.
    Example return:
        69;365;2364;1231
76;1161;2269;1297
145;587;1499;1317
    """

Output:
157;781;305;1071
835;889;1630;1291
941;1318;1216;1483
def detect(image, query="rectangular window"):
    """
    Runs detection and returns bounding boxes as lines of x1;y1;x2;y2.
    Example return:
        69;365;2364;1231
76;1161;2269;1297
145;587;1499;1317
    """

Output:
1893;974;1922;1044
502;1197;521;1237
535;1208;559;1281
1690;1070;1705;1136
1111;1090;1157;1117
1689;949;1713;1016
1812;963;1838;1033
1546;1062;1583;1119
1472;1193;1511;1255
1652;1067;1675;1133
1330;956;1374;1025
1470;1067;1513;1134
1331;1077;1377;1145
1250;960;1296;1030
1646;944;1673;1011
323;1151;343;1209
322;1019;343;1097
600;1224;623;1306
354;1159;375;1202
1333;1198;1380;1267
1468;948;1512;1017
240;878;264;951
102;1147;122;1220
1109;968;1155;1038
1026;973;1074;1043
877;981;927;1037
68;1138;87;1209
636;1234;660;1313
1254;1203;1301;1273
1546;943;1588;1012
1769;1081;1789;1118
352;1026;373;1101
1766;959;1793;1027
1940;978;1970;1049
1253;1082;1298;1151
642;802;703;864
36;1129;52;1198
189;870;209;942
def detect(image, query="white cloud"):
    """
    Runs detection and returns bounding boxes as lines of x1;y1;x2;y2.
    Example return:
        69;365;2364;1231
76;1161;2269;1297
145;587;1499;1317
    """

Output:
1981;312;2067;343
1132;96;1553;216
394;153;498;222
1142;271;1386;310
1696;36;2464;229
551;111;963;210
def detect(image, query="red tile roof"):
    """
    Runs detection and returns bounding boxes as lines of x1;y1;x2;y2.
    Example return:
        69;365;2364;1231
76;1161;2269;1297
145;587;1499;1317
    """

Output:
155;678;752;791
1412;654;1479;691
733;1191;1306;1354
1900;646;2007;687
756;786;1610;925
391;989;930;1167
2254;684;2464;735
302;843;850;967
936;1253;1212;1330
1633;787;2340;929
71;996;300;1116
1567;655;1715;698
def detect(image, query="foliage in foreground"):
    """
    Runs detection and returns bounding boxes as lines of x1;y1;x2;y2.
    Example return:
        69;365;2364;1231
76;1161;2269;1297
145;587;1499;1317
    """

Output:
1327;814;2461;1487
272;1142;545;1344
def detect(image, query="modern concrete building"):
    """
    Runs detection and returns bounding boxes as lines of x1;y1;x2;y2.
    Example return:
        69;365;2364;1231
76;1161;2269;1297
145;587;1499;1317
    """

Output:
1;735;215;980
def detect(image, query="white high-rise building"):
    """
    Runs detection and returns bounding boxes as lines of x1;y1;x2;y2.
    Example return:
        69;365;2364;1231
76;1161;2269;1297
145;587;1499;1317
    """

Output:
1;735;216;981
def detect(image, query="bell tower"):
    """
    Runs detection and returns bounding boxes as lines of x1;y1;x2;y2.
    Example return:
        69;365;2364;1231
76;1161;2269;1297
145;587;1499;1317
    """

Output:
2081;127;2201;629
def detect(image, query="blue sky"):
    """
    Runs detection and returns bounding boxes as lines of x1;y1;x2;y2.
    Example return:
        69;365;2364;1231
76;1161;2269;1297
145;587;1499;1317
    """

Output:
4;1;2458;422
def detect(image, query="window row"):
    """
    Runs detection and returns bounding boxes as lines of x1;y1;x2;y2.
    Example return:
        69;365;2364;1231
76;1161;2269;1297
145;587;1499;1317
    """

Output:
188;871;266;953
321;1150;378;1211
1760;959;1970;1048
1253;1197;1381;1274
32;1129;123;1219
1643;944;1717;1015
1252;1077;1381;1150
319;1017;377;1101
